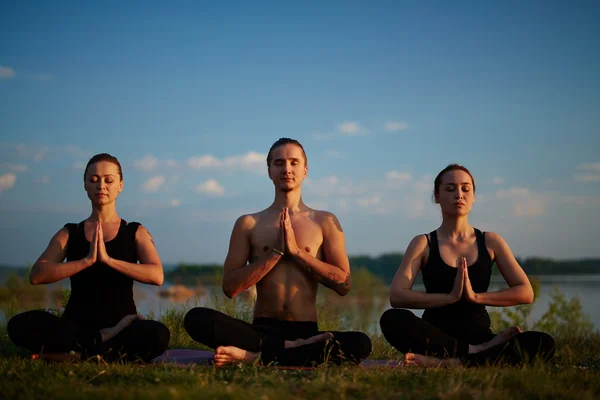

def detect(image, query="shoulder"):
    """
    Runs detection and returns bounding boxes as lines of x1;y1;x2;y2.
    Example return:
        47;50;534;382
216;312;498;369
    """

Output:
481;231;506;249
233;213;258;231
407;234;429;254
314;210;343;232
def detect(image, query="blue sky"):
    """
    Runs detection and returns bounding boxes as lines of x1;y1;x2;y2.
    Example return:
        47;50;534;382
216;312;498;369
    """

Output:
1;1;599;266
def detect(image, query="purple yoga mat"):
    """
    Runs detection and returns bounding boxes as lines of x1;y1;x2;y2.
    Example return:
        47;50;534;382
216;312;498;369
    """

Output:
152;349;405;368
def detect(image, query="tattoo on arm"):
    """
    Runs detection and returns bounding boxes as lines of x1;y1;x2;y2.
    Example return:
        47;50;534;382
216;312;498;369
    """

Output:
299;258;350;290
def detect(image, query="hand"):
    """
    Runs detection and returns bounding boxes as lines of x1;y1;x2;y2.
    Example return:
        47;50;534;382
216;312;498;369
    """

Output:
450;258;465;302
462;257;478;303
282;208;300;256
84;223;98;265
271;209;286;257
97;223;111;265
284;332;334;349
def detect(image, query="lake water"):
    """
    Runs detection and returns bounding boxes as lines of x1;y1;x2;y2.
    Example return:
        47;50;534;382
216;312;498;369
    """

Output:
3;274;600;331
132;274;600;331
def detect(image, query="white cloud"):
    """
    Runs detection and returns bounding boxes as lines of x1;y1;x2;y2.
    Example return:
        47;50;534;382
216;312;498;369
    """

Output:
357;195;381;208
337;121;362;136
0;173;16;192
0;163;28;173
496;187;530;198
495;187;546;217
134;154;159;171
574;174;600;183
413;174;433;193
195;179;225;196
166;159;178;168
170;199;181;207
187;151;266;174
577;162;600;172
73;161;86;170
63;145;90;159
384;121;408;132
35;176;50;185
492;177;505;185
514;198;546;217
188;155;221;169
0;66;15;79
385;171;412;187
142;176;165;192
14;144;48;162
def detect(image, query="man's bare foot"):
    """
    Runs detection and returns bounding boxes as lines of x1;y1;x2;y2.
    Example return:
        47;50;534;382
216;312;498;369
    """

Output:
285;332;334;349
213;346;260;366
469;326;521;354
404;353;460;368
100;314;142;343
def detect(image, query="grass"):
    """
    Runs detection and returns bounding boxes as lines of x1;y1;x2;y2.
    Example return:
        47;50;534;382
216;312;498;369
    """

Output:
1;272;600;399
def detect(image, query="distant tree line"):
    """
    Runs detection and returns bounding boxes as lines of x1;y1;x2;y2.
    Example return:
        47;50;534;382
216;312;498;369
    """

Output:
2;255;599;287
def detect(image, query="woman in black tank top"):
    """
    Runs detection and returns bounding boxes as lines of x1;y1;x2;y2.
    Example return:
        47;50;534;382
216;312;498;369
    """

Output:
379;164;555;367
7;153;170;362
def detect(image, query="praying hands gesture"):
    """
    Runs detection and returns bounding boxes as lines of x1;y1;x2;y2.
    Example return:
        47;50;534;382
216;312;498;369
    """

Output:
448;257;478;304
280;207;300;257
462;257;479;303
84;222;112;266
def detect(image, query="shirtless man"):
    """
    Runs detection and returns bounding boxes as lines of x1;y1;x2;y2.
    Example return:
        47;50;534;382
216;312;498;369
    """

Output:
184;138;372;366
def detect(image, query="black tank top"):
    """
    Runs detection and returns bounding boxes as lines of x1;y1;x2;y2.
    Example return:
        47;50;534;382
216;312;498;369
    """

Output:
62;219;139;329
421;228;494;342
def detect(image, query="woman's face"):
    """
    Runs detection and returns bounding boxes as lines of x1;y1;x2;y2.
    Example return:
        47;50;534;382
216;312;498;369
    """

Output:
84;161;123;206
435;169;475;217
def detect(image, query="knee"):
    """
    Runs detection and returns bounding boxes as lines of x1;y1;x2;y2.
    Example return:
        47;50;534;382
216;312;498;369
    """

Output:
183;307;214;335
379;308;413;334
7;311;34;346
354;332;372;360
142;320;171;353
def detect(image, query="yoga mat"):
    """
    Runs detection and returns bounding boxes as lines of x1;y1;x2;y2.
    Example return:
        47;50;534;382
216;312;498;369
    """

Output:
151;349;405;368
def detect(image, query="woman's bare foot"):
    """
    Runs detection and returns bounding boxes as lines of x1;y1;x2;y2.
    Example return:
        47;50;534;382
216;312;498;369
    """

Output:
469;326;522;354
99;314;142;343
31;351;81;362
404;353;460;368
213;346;260;366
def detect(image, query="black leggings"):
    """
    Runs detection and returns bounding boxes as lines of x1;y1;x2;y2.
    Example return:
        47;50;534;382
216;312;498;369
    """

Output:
380;309;556;366
7;310;170;362
184;307;372;366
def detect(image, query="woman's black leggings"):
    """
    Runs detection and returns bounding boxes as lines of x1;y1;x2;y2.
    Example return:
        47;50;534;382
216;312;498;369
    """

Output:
8;310;170;362
380;309;556;366
184;307;372;366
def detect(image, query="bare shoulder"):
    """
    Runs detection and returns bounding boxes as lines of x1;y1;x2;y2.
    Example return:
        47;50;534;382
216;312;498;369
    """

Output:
407;234;429;255
482;231;506;249
134;224;150;239
53;226;70;243
233;213;258;231
313;210;344;233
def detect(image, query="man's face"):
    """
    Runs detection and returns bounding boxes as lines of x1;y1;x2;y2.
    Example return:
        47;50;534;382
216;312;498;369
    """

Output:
268;144;308;192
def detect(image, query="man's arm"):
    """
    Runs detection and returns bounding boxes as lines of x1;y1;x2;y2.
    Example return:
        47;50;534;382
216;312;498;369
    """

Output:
289;211;351;296
222;215;282;298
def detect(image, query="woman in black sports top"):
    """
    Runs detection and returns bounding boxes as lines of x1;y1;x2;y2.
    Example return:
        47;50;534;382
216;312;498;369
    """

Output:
8;153;170;362
379;164;555;367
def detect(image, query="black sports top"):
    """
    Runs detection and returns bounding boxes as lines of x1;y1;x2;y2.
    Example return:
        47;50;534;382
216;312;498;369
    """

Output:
62;219;139;329
421;228;494;341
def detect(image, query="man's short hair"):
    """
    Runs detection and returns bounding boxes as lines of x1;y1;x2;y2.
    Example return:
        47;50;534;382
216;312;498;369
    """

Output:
266;138;307;166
